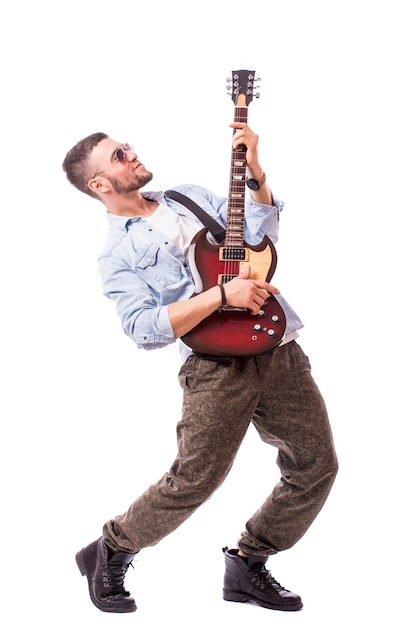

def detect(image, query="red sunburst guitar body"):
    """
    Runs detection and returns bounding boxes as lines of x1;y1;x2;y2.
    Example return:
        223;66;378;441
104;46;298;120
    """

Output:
181;70;287;357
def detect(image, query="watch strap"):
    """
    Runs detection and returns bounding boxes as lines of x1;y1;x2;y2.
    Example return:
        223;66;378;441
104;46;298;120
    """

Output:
247;171;266;190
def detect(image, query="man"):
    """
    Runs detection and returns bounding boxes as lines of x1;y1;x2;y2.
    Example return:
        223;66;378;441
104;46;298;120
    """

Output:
62;122;338;614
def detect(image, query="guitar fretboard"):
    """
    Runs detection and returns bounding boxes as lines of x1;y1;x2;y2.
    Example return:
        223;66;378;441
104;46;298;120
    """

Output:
226;105;248;249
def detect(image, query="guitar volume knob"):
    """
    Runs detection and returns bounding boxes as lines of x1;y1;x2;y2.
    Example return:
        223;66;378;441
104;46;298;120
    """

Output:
267;329;275;337
253;323;262;332
271;315;280;323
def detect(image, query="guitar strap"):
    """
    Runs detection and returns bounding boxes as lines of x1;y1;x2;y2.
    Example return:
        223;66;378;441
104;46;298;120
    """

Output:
165;190;226;244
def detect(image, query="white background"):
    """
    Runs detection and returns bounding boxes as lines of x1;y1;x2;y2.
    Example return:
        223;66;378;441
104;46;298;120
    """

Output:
1;1;416;624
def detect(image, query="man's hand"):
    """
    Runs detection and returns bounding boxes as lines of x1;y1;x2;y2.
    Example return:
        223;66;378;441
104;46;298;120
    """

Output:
223;265;280;315
229;121;272;206
230;122;261;175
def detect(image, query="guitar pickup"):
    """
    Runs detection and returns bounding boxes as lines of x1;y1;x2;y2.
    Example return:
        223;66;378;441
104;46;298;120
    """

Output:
218;274;238;283
219;247;248;261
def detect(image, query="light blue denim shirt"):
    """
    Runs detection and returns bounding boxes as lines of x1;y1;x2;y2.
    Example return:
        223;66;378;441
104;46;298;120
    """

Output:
97;184;303;354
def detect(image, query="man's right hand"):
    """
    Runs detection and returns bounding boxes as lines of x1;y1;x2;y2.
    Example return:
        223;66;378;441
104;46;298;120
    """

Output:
223;265;280;315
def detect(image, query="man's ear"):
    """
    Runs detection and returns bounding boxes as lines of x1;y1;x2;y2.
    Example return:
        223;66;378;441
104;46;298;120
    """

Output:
88;178;109;195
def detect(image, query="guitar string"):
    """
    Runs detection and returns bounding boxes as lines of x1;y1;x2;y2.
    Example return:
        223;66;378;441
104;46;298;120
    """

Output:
225;105;247;287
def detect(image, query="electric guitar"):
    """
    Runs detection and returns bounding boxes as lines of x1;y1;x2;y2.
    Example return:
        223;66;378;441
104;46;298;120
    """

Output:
182;69;286;356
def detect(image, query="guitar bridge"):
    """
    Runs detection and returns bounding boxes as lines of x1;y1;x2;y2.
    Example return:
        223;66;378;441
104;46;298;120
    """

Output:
219;306;249;312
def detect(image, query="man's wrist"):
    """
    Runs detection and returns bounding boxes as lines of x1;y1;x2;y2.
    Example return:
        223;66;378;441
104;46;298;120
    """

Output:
247;172;266;191
218;283;227;310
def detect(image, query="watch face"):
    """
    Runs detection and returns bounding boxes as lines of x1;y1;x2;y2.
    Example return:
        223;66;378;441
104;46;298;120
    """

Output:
247;178;259;191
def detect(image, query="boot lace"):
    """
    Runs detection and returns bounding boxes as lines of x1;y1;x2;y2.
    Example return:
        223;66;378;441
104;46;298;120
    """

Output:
251;566;285;594
103;561;134;597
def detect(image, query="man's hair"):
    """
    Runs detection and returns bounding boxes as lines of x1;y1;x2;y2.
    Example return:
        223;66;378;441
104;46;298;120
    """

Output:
62;132;108;199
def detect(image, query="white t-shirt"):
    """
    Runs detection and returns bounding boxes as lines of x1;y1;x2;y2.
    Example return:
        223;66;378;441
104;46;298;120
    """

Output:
143;201;201;258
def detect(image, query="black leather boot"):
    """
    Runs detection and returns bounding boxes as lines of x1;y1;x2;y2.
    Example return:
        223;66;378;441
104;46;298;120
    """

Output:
222;547;303;611
76;538;137;613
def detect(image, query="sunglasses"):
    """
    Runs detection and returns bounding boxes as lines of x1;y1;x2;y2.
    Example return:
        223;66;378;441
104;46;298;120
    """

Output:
93;143;134;178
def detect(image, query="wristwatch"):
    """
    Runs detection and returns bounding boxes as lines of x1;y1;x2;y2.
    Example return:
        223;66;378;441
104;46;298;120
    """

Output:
246;172;266;191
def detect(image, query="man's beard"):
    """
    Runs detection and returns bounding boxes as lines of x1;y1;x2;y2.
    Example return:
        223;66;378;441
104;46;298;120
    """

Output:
109;170;153;194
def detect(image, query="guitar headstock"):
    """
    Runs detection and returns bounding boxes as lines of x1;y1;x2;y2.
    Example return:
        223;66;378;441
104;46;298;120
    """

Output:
226;70;260;106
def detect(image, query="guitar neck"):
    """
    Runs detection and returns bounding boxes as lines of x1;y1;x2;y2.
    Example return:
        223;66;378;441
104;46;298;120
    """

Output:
225;104;248;249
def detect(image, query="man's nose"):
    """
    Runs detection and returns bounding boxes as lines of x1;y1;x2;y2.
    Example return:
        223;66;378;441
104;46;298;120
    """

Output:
126;147;137;161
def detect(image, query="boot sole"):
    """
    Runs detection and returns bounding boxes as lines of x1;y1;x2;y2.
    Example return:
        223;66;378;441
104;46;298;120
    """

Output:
75;548;137;613
223;589;303;611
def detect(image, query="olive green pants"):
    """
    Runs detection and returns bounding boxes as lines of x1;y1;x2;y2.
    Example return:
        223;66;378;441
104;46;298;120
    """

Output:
103;341;338;556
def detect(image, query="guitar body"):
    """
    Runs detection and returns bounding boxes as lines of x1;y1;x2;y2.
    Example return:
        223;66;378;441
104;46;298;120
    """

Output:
182;228;286;356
